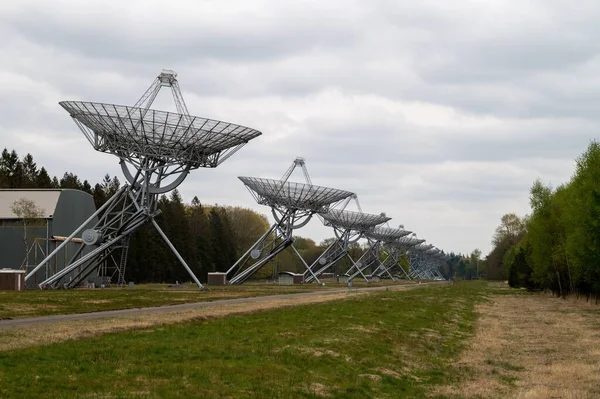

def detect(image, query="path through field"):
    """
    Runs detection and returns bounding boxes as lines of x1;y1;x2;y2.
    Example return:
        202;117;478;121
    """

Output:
437;286;600;399
0;282;445;351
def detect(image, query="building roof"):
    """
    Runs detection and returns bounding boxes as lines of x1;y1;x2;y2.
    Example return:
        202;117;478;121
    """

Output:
0;189;62;219
278;271;303;277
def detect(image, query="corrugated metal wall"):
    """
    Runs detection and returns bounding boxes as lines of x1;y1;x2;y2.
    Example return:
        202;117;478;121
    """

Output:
0;189;98;288
0;226;46;270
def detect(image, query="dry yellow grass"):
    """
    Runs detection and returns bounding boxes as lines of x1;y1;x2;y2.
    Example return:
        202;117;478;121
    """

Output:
435;292;600;399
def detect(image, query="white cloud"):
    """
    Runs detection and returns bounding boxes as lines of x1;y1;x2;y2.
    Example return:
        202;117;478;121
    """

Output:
1;0;599;256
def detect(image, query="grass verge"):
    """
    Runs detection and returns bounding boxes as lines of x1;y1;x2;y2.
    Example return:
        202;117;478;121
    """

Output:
436;282;600;398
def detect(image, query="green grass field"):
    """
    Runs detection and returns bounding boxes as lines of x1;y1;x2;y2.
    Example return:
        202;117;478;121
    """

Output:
0;280;414;320
0;281;484;398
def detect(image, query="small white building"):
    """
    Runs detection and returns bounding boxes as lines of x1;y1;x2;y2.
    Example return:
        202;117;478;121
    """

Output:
278;271;304;285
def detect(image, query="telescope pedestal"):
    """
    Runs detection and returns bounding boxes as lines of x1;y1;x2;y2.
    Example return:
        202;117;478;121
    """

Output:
27;163;204;289
227;208;322;284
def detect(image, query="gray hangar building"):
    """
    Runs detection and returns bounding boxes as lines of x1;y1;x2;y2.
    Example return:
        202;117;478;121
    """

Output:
0;189;97;288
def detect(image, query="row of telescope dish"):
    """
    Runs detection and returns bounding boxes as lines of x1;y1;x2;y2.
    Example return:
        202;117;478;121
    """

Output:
221;157;450;285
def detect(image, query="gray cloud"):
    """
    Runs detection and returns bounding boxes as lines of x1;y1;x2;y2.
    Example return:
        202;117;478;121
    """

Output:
1;0;599;255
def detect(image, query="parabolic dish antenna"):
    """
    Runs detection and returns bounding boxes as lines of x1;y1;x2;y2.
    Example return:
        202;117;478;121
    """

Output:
27;69;261;290
371;235;424;281
238;177;353;213
226;157;354;285
407;244;447;280
345;225;412;282
413;243;434;253
395;236;425;248
365;226;411;242
60;102;261;168
304;198;390;283
321;209;390;232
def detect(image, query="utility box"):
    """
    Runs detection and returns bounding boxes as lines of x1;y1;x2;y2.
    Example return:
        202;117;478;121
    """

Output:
207;272;227;286
338;275;349;284
292;273;304;284
0;269;26;291
278;272;303;285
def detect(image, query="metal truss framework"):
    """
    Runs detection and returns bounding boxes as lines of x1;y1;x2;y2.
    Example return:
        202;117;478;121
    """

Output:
408;244;448;280
345;226;411;282
372;235;425;280
226;158;354;284
303;201;390;283
26;70;261;289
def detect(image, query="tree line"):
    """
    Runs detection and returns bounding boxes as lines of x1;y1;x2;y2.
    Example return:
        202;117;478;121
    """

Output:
485;141;600;300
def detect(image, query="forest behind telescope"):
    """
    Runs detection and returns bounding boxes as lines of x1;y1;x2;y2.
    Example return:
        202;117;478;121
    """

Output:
1;148;483;283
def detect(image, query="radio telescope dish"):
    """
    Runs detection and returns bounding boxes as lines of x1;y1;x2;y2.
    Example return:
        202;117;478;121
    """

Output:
227;157;354;284
27;70;261;290
396;236;425;247
407;244;447;280
406;243;433;280
304;197;391;283
321;209;390;231
371;235;425;281
60;102;261;169
238;177;353;213
345;225;412;282
365;226;411;242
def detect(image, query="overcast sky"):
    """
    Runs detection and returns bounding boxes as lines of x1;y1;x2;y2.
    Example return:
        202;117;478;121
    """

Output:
1;0;597;255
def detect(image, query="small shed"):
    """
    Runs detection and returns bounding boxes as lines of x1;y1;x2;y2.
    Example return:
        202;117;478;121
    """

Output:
0;269;26;291
278;271;304;285
207;272;227;286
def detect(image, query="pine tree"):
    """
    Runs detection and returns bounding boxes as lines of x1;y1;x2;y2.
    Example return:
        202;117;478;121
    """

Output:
35;167;53;188
59;172;82;189
21;154;38;188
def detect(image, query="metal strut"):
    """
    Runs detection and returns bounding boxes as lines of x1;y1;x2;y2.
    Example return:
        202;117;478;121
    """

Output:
281;157;312;185
345;237;383;282
226;208;322;285
303;229;359;283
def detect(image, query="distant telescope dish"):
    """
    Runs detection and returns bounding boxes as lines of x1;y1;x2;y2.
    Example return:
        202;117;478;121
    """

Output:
365;226;411;242
395;236;425;248
238;177;353;213
226;157;354;285
319;257;327;265
320;209;390;231
304;195;391;283
345;225;412;282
